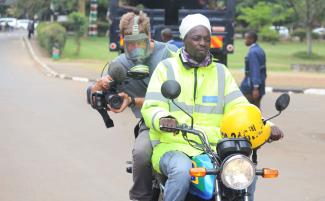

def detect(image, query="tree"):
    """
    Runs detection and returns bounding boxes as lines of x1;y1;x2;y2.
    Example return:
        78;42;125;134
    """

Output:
68;11;87;55
14;0;51;19
78;0;85;14
288;0;325;56
238;2;293;32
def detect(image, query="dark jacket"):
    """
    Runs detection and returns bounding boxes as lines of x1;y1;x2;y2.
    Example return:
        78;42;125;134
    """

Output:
240;43;266;95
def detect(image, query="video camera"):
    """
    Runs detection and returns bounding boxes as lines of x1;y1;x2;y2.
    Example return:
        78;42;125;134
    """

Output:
87;61;150;128
88;82;123;110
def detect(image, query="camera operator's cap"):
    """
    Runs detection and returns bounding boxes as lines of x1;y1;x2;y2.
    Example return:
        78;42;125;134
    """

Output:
179;13;211;39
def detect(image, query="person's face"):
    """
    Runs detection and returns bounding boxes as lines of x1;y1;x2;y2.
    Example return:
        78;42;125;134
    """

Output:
126;38;147;52
123;33;151;61
184;26;211;63
244;34;253;46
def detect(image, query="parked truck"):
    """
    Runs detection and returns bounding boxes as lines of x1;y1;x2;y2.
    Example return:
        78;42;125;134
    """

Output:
108;0;236;65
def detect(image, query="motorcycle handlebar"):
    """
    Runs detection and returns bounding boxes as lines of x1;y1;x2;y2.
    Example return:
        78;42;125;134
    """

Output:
159;124;202;136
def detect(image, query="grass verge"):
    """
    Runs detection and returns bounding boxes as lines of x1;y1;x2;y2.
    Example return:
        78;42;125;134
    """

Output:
61;37;325;72
62;36;118;62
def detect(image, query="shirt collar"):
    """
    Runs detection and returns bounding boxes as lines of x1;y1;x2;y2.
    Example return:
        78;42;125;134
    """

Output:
249;43;257;49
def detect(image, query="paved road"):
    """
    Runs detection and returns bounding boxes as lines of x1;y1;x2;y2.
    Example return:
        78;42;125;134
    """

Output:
1;31;325;201
0;32;136;201
256;93;325;201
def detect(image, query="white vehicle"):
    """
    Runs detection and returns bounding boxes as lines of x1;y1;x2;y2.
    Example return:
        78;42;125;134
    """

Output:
270;26;289;38
0;17;18;28
313;27;325;35
17;19;32;29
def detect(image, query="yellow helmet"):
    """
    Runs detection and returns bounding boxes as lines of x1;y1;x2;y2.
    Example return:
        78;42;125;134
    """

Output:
220;104;271;149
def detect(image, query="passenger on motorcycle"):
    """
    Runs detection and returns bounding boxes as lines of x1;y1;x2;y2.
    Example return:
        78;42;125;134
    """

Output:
141;14;283;201
89;11;177;201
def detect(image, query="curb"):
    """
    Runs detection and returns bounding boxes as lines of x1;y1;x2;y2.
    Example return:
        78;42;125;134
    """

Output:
22;37;96;83
266;87;325;96
23;37;325;96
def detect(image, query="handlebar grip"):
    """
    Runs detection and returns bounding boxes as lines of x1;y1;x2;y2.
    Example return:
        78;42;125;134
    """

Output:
159;125;179;132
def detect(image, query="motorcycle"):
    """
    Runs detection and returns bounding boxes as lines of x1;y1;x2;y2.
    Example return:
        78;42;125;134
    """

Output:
149;80;290;201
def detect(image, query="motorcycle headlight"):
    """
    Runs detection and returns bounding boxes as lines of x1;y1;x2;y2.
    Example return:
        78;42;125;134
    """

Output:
221;155;255;190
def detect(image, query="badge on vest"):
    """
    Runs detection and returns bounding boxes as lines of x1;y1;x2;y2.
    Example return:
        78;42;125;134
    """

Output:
202;96;218;103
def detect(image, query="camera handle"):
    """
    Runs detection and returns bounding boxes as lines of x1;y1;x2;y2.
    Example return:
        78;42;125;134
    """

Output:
97;109;114;128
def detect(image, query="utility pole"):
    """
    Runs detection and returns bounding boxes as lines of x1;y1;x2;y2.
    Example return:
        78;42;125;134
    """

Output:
88;0;98;36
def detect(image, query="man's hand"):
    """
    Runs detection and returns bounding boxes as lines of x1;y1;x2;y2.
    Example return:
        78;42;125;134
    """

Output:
159;117;178;134
268;125;284;142
252;88;260;100
108;92;131;113
91;75;113;93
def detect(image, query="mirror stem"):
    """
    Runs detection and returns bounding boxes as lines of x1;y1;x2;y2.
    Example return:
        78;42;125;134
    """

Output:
172;99;194;129
263;112;281;124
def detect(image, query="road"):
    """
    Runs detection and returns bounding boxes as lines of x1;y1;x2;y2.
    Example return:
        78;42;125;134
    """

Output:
0;31;136;201
1;31;325;201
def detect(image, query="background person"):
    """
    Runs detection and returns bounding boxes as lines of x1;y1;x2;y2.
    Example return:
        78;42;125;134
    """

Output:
160;27;183;48
89;11;177;201
27;20;35;39
240;31;266;108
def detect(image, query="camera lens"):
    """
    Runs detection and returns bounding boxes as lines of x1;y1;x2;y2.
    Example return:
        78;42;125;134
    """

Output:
107;94;123;109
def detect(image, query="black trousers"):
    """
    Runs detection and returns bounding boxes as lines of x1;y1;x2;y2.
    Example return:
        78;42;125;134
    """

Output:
244;93;263;109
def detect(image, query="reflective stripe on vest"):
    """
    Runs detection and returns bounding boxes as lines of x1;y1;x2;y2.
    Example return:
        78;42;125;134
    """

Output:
145;93;223;115
151;110;166;131
216;63;225;114
147;60;227;115
225;90;243;104
161;59;175;80
149;60;229;147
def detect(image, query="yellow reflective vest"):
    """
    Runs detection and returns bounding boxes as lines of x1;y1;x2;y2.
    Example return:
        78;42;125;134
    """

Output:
141;53;248;173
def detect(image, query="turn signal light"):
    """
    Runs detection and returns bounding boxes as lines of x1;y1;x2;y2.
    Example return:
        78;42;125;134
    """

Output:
262;168;279;178
190;168;207;177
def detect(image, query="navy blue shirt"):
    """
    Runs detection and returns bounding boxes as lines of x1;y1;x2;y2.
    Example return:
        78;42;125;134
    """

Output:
240;43;266;95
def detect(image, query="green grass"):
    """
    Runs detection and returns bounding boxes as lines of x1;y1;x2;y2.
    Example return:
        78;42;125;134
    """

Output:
228;39;325;71
293;51;325;60
61;36;325;72
62;36;118;61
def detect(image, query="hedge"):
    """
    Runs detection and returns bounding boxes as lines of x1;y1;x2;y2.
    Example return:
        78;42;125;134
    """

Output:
36;22;67;55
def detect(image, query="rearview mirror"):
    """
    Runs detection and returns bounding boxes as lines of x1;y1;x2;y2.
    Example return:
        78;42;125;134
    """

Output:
275;93;290;112
161;80;181;100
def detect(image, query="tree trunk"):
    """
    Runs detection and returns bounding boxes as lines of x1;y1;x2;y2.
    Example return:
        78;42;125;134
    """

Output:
78;0;86;15
76;38;81;56
306;26;313;56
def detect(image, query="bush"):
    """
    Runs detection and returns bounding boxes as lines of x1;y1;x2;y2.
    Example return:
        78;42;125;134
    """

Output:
68;12;87;38
68;12;88;55
37;22;67;55
291;28;319;41
292;28;305;42
235;25;248;39
259;26;279;43
97;20;109;37
59;21;73;32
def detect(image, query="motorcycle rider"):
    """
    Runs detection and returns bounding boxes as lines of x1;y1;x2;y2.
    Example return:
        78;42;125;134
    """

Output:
141;13;283;201
89;11;178;201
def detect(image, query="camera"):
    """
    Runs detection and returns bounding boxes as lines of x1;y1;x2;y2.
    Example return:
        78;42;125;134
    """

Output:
87;84;123;110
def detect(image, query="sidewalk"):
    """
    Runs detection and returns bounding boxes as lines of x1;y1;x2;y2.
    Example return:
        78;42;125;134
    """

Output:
24;37;325;95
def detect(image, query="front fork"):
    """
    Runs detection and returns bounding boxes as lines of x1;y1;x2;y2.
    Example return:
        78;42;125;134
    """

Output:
214;182;221;201
215;181;250;201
